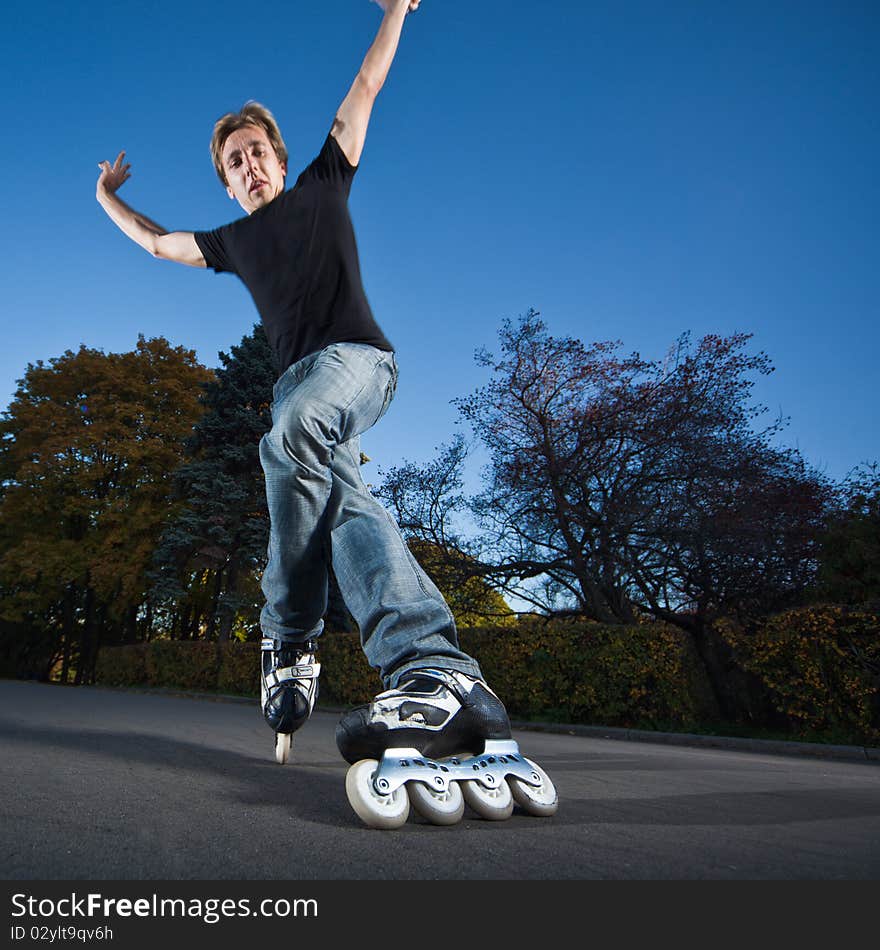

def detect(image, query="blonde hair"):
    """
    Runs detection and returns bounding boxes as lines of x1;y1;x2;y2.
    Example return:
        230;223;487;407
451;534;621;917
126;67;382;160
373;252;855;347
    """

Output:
209;101;289;185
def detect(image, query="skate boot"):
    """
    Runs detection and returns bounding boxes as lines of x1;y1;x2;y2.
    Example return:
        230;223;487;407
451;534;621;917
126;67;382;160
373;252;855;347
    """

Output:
261;637;320;764
336;668;558;829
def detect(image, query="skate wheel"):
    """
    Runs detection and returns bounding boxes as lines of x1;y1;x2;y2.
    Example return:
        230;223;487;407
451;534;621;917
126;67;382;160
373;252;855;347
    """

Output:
461;776;514;821
407;779;465;826
509;759;558;817
275;732;291;765
345;759;410;830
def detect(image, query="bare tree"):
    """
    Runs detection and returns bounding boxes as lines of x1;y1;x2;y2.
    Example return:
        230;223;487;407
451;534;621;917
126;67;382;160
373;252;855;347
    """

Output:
380;310;834;717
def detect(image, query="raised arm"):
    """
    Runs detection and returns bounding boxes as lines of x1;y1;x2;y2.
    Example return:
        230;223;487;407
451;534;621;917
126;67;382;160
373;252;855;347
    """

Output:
331;0;421;167
96;151;206;267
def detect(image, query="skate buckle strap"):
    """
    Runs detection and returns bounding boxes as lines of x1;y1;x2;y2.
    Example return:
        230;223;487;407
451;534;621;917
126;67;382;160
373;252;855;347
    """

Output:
265;662;321;689
261;636;319;649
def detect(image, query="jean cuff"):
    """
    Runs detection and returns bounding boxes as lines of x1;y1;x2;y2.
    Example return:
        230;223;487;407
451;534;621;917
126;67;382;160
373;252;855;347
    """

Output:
386;656;484;690
260;619;324;644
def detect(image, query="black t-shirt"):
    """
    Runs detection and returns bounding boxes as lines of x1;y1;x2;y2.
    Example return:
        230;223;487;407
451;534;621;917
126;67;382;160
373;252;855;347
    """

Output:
194;132;393;376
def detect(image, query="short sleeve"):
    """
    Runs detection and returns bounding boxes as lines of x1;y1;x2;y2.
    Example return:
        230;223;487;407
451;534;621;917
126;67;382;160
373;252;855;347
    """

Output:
297;133;358;198
194;227;234;274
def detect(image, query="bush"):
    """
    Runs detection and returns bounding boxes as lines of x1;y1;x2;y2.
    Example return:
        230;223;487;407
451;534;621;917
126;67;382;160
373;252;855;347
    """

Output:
718;604;880;743
94;635;382;704
144;641;219;691
94;643;148;687
93;618;712;730
215;642;260;697
461;618;710;728
316;634;382;705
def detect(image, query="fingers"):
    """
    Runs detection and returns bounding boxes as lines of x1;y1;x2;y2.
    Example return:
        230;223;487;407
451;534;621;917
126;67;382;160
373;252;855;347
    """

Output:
96;153;131;192
97;151;127;168
97;154;130;175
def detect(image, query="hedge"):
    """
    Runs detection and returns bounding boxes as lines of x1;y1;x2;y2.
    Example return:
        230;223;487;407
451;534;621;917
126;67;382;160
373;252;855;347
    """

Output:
94;608;880;743
94;618;713;730
718;604;880;744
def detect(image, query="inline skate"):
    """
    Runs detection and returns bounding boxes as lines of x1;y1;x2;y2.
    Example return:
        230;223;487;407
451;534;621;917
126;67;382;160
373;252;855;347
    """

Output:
261;636;320;764
336;668;558;828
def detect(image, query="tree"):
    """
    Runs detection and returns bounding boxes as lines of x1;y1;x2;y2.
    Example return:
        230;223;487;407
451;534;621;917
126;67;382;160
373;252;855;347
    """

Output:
380;310;834;718
408;539;516;627
376;439;515;626
148;323;355;642
816;462;880;605
148;324;276;642
0;337;212;681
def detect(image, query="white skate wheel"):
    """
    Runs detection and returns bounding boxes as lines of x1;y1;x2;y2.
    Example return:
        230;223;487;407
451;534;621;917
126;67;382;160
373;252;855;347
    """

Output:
275;732;291;765
509;760;558;817
461;775;514;821
407;779;465;826
345;759;410;830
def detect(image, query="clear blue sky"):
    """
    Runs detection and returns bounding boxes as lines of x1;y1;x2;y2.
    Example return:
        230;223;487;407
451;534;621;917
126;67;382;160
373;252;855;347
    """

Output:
1;0;877;487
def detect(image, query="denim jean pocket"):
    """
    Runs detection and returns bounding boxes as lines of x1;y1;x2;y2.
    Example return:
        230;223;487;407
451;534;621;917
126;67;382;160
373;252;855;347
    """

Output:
273;345;332;405
376;357;398;424
325;341;386;367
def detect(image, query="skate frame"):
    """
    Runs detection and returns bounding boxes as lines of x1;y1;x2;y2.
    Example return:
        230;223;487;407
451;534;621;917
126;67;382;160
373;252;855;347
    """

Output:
369;740;544;796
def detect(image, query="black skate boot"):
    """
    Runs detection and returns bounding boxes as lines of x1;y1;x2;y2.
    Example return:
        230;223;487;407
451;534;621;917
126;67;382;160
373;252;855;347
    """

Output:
337;668;558;828
261;637;320;764
335;667;511;765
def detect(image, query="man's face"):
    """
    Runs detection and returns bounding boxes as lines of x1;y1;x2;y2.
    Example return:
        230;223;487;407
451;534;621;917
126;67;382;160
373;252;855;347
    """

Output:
221;124;287;214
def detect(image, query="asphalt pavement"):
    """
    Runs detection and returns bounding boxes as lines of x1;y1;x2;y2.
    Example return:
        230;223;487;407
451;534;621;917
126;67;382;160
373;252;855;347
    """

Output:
2;679;879;880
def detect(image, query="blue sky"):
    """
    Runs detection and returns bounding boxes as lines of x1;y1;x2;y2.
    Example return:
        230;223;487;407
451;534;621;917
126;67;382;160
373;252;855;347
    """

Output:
1;0;877;489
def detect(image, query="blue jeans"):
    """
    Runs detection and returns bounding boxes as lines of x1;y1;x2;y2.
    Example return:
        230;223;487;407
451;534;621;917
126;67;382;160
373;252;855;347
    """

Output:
259;342;483;688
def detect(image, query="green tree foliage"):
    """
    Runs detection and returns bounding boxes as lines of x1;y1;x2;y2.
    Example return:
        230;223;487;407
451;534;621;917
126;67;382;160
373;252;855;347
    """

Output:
407;539;515;627
0;337;212;681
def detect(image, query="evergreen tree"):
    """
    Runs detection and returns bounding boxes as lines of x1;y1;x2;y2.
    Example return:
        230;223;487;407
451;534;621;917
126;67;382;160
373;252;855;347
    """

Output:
149;323;354;642
149;324;275;641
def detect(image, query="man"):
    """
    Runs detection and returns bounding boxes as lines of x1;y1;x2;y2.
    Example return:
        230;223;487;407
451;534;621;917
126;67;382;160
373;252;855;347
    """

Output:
96;0;513;769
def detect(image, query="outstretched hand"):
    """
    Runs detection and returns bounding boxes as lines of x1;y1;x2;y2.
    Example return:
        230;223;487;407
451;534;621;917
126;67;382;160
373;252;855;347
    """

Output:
371;0;421;12
96;151;131;197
